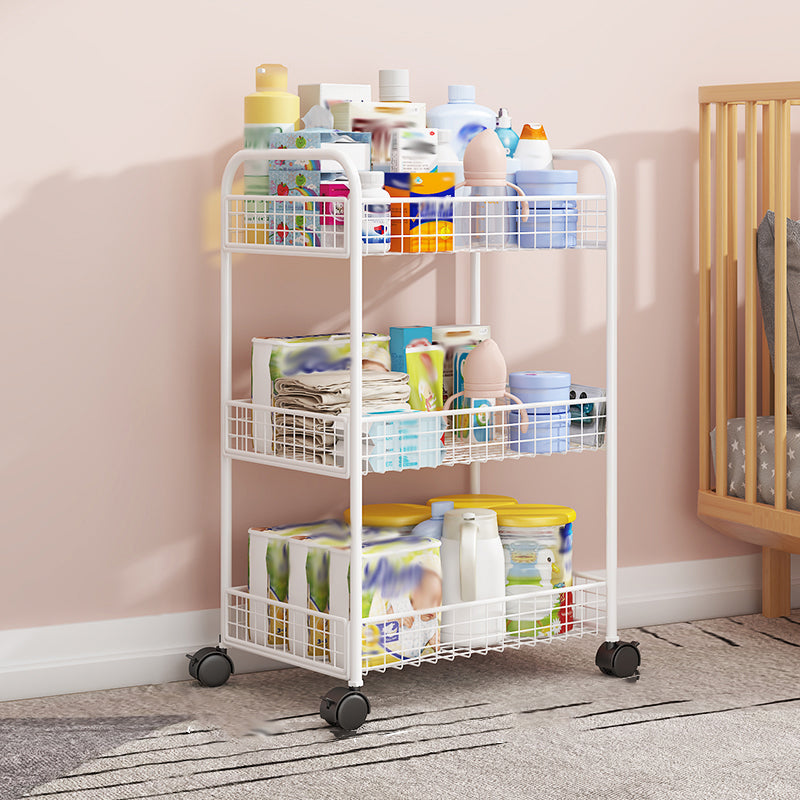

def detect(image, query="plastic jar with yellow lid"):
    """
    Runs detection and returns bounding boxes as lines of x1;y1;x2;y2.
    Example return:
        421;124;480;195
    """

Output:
426;494;517;509
344;503;431;533
495;505;574;638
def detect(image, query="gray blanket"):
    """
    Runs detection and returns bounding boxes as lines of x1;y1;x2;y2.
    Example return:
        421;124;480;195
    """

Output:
711;415;800;510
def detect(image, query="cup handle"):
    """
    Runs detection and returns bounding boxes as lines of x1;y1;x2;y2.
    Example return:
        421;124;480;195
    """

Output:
460;520;478;602
505;392;529;433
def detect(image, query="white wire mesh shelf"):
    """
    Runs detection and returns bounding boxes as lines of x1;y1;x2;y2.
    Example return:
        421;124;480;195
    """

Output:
225;393;607;477
223;193;607;255
224;575;606;679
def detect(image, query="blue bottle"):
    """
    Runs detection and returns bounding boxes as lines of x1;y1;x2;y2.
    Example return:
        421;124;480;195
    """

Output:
411;501;455;540
495;108;519;158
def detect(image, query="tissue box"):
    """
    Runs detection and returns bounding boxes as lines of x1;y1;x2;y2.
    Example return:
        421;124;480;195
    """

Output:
269;130;371;172
267;169;321;247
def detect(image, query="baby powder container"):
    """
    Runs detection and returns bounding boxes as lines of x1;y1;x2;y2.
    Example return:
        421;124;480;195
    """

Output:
516;170;578;249
508;371;571;454
496;505;575;638
428;494;517;510
440;509;506;647
360;172;391;254
427;85;497;159
412;500;455;540
344;503;431;533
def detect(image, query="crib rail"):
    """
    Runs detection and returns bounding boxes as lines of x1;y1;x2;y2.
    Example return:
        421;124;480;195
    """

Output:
699;84;795;507
698;82;800;614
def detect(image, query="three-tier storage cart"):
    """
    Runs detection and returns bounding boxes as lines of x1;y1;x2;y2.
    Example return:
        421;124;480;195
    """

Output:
187;147;641;731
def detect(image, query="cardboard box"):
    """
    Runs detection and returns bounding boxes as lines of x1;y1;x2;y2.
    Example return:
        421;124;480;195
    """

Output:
385;172;455;253
389;326;433;372
331;102;426;165
298;83;372;118
391;129;438;172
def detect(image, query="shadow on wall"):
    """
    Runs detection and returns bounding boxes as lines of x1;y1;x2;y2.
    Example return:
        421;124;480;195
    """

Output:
0;127;759;628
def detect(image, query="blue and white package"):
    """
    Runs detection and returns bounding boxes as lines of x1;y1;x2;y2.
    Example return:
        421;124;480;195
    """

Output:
364;410;444;473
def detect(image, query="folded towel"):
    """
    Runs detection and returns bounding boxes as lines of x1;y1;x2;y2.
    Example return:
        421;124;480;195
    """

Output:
273;370;411;413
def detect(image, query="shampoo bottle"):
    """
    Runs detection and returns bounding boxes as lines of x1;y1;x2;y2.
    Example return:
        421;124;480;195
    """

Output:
244;64;300;242
427;85;497;159
515;123;553;170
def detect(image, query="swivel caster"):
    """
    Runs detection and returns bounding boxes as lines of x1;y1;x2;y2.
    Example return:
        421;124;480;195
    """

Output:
595;640;641;678
320;687;371;731
187;646;234;687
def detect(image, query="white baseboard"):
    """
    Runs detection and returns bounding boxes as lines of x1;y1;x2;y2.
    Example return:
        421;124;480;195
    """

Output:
0;609;281;703
1;554;798;702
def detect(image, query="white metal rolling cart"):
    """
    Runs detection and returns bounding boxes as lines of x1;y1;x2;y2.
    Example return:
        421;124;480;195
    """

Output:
187;147;641;731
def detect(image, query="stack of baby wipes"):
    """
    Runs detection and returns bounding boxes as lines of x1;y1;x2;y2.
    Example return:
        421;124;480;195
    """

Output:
248;521;442;668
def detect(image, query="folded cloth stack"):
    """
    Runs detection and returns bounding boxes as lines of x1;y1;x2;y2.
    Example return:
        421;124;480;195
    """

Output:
273;370;411;413
273;370;411;465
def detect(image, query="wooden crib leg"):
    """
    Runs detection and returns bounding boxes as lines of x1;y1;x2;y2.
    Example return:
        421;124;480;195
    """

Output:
762;547;791;617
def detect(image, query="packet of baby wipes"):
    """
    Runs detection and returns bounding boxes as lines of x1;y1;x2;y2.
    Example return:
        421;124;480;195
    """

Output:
248;519;345;648
327;535;442;669
287;527;398;661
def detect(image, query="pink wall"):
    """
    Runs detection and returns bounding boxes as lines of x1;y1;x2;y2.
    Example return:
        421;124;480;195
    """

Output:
4;0;797;630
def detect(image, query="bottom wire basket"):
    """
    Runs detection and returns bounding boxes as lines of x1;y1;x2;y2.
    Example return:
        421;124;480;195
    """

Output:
224;576;606;679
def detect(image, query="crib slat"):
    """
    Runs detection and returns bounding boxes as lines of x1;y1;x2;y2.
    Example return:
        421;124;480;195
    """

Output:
726;103;738;420
761;102;776;416
744;102;758;504
699;103;712;492
774;100;790;511
715;102;729;496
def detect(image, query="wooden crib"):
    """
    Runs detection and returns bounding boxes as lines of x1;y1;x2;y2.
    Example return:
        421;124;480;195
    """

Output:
698;82;800;617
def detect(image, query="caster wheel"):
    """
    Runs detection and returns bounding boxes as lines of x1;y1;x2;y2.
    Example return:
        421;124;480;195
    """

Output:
187;647;234;687
320;687;371;731
595;640;641;678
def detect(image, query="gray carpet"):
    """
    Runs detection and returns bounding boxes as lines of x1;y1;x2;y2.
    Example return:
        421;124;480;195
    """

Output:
2;612;800;799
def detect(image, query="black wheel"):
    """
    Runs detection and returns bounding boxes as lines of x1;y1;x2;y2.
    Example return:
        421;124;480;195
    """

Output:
187;646;234;687
595;640;641;678
320;687;371;731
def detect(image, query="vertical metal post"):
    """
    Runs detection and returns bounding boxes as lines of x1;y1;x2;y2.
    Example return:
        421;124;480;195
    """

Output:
345;162;365;688
219;177;235;640
601;158;619;643
469;251;481;495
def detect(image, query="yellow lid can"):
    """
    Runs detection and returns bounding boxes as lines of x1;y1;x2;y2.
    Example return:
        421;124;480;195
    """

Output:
426;494;518;509
496;504;576;528
344;503;430;528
